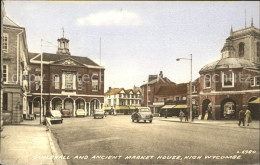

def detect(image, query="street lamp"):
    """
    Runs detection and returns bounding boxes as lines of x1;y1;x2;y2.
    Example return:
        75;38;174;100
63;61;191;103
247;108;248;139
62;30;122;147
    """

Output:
176;54;193;122
143;80;148;107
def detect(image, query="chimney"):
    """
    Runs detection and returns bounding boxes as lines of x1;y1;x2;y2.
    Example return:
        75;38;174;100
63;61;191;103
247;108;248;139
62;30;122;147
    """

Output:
159;71;163;78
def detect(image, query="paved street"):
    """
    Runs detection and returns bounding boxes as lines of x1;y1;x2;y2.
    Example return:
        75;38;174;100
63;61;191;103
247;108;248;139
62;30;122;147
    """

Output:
50;116;259;165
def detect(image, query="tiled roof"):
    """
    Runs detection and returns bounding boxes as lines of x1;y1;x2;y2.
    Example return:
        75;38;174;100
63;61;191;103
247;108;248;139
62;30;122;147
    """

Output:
155;83;187;96
125;89;133;94
31;52;99;66
133;89;141;94
105;88;124;96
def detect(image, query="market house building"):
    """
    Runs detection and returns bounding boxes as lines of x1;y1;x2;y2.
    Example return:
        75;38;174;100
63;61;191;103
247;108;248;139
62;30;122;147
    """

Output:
104;87;142;115
198;20;260;120
28;35;105;117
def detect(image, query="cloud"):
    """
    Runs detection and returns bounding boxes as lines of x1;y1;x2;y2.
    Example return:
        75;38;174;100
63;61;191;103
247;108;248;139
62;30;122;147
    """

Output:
77;10;141;26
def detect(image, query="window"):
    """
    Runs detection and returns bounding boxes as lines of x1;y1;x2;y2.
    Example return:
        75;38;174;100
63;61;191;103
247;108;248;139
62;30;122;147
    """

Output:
2;33;8;52
250;78;254;87
192;85;197;93
204;75;211;88
147;86;150;91
163;97;167;102
255;76;260;86
239;42;244;57
65;73;73;89
3;93;8;111
257;42;260;57
223;72;234;87
175;97;180;101
3;65;8;82
92;79;98;91
78;76;82;90
35;73;41;91
156;97;159;102
54;75;60;89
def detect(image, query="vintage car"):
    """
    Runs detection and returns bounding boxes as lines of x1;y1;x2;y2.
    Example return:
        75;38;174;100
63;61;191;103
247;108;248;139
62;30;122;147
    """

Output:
76;109;85;117
93;109;105;119
61;109;71;117
43;110;63;124
131;107;153;123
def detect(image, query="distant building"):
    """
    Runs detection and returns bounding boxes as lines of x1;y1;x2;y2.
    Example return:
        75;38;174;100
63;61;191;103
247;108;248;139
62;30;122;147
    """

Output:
104;87;142;115
153;83;188;115
198;20;260;120
28;35;105;117
2;16;30;124
141;71;176;113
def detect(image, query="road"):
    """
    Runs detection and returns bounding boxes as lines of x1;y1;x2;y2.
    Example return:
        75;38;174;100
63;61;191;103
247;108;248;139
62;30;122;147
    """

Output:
50;115;259;165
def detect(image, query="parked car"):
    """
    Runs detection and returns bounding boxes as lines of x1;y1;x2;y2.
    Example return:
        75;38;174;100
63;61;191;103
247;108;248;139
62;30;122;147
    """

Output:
45;110;63;124
76;109;85;117
61;109;71;117
94;109;104;119
131;107;153;123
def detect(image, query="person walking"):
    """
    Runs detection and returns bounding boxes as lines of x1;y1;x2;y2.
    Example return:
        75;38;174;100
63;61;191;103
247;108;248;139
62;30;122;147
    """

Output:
179;110;185;122
184;110;188;122
245;108;252;126
238;109;245;126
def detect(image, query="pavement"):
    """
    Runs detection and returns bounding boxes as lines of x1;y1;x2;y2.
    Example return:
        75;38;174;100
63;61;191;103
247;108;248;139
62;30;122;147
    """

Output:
0;116;259;165
0;118;67;165
157;116;260;129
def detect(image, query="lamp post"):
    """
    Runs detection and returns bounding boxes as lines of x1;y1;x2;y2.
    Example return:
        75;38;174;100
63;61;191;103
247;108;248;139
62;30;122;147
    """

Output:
143;80;148;107
176;54;193;122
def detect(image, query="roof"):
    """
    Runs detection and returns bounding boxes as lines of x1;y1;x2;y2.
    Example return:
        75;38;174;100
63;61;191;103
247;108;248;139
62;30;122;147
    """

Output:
30;52;99;66
155;83;187;96
105;88;124;96
199;58;259;73
3;16;20;27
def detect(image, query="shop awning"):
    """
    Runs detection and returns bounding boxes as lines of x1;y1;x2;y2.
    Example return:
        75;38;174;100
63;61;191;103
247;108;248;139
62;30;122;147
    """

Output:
104;107;112;110
173;104;187;109
129;106;136;110
249;97;260;104
161;105;175;109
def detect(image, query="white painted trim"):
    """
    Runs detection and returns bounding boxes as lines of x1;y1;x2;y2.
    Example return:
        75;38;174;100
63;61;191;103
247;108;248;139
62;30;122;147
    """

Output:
3;64;8;83
204;74;211;89
200;89;260;95
255;76;260;86
3;33;8;53
31;93;104;97
222;71;235;88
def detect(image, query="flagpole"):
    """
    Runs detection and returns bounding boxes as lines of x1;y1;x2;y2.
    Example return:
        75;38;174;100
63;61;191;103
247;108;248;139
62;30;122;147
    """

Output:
40;39;43;124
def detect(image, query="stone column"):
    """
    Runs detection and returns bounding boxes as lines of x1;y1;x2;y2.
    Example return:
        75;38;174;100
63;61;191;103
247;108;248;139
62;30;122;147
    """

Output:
49;101;52;110
62;100;64;109
84;102;87;116
73;100;76;117
88;103;91;116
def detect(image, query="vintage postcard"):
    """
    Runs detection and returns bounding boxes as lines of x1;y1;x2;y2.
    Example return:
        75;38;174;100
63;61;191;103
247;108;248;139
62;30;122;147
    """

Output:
0;1;259;165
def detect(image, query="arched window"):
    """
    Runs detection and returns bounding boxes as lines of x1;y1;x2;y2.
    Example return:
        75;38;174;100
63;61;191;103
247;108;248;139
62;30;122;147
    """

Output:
204;74;211;88
239;42;244;57
257;42;260;57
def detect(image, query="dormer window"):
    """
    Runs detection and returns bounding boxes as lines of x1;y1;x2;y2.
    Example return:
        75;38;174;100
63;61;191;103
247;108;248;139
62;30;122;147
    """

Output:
239;42;244;57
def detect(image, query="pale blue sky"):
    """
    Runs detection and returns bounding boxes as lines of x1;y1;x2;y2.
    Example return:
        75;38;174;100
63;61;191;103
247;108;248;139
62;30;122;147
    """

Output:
4;1;260;90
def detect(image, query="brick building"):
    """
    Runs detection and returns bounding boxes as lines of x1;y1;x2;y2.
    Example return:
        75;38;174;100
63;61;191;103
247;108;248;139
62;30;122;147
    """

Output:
141;71;176;112
198;20;260;120
28;35;105;117
2;16;30;124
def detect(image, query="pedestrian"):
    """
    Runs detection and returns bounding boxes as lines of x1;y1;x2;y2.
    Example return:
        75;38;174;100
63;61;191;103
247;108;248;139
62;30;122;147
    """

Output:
238;109;245;126
245;108;252;126
165;109;168;118
179;110;184;122
184;110;188;122
192;110;195;121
